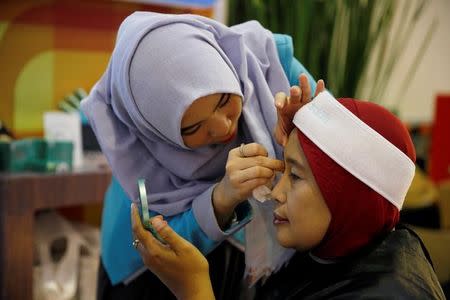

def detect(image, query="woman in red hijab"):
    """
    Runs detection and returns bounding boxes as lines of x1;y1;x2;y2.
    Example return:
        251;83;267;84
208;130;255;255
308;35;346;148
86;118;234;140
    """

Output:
131;91;445;299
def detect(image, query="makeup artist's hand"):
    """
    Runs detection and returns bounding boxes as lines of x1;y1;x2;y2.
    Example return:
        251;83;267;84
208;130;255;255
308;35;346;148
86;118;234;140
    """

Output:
213;143;284;227
131;204;215;300
274;74;326;146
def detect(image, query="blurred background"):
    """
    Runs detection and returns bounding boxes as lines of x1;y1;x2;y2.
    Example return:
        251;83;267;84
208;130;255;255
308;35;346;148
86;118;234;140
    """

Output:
0;0;449;299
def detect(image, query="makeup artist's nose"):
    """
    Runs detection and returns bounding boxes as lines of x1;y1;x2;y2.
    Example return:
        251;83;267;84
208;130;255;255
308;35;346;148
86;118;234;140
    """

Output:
208;112;231;137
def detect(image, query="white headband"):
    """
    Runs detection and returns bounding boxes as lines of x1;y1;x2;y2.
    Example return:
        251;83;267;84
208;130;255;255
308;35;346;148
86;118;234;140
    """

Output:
293;91;415;210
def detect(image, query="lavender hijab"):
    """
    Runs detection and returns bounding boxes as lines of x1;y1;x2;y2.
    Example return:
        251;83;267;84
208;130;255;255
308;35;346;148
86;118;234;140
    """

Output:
81;12;289;216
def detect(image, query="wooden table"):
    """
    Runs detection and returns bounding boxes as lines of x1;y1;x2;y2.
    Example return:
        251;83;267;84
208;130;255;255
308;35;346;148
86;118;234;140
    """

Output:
0;168;111;299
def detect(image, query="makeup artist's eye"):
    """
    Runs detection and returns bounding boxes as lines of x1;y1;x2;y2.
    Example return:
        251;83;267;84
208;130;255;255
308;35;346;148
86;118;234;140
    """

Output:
181;124;202;136
218;93;231;108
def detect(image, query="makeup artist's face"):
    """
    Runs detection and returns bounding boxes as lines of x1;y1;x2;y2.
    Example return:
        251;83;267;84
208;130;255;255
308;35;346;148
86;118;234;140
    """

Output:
271;129;331;251
181;93;242;148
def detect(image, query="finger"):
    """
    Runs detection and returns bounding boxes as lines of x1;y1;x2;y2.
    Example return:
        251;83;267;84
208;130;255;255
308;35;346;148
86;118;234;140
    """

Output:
299;74;311;104
152;215;164;222
274;92;287;109
151;217;191;255
131;203;149;243
235;156;285;172
234;166;275;183
131;204;162;252
314;79;325;97
239;178;273;193
229;143;268;158
289;86;301;104
274;124;288;146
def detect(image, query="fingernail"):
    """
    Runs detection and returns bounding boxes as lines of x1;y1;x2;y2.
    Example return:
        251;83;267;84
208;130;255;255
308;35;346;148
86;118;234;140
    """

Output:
153;215;163;221
151;217;166;231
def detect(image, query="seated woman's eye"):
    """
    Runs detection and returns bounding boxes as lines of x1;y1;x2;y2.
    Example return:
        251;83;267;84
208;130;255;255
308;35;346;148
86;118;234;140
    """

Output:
289;172;302;181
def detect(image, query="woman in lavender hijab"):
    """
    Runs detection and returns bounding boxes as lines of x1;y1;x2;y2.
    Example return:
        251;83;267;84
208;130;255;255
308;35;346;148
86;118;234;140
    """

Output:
81;11;324;299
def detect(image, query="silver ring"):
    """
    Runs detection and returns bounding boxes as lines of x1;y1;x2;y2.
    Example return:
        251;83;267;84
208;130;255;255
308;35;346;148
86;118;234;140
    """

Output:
239;143;246;157
132;239;140;249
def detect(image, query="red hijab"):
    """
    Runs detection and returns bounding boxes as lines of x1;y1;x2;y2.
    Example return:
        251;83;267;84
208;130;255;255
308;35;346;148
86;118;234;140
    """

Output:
297;99;416;259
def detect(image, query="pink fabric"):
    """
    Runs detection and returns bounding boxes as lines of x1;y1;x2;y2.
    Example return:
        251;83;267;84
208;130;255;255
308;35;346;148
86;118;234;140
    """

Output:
297;98;416;259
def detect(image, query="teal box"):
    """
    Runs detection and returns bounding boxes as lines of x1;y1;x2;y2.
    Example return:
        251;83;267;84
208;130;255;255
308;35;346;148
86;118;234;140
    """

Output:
0;138;73;173
43;140;73;172
0;139;45;172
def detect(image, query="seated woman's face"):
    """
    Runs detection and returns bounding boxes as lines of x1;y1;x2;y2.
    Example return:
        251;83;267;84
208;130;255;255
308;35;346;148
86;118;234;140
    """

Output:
181;93;242;148
272;129;331;251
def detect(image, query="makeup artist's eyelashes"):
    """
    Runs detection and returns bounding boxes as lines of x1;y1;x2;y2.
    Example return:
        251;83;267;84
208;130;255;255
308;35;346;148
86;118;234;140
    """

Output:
181;93;231;136
181;124;201;136
218;93;231;108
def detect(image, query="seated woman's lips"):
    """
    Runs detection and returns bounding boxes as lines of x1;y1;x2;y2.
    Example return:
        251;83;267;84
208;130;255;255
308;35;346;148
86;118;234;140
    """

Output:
273;212;289;225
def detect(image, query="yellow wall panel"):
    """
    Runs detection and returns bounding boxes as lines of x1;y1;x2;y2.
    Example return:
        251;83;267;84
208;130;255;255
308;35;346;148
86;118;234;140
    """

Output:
0;23;53;134
53;50;111;108
0;21;9;42
14;51;53;132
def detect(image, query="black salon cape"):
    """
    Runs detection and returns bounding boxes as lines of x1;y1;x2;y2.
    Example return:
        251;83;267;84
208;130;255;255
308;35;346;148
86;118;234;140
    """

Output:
255;225;445;299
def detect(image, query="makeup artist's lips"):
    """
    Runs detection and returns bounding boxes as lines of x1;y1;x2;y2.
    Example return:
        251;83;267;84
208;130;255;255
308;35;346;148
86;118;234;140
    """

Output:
273;212;289;225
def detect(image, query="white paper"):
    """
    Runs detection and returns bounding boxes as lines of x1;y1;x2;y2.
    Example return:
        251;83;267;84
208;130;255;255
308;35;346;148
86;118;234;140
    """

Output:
245;199;295;286
43;112;83;169
252;185;272;202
